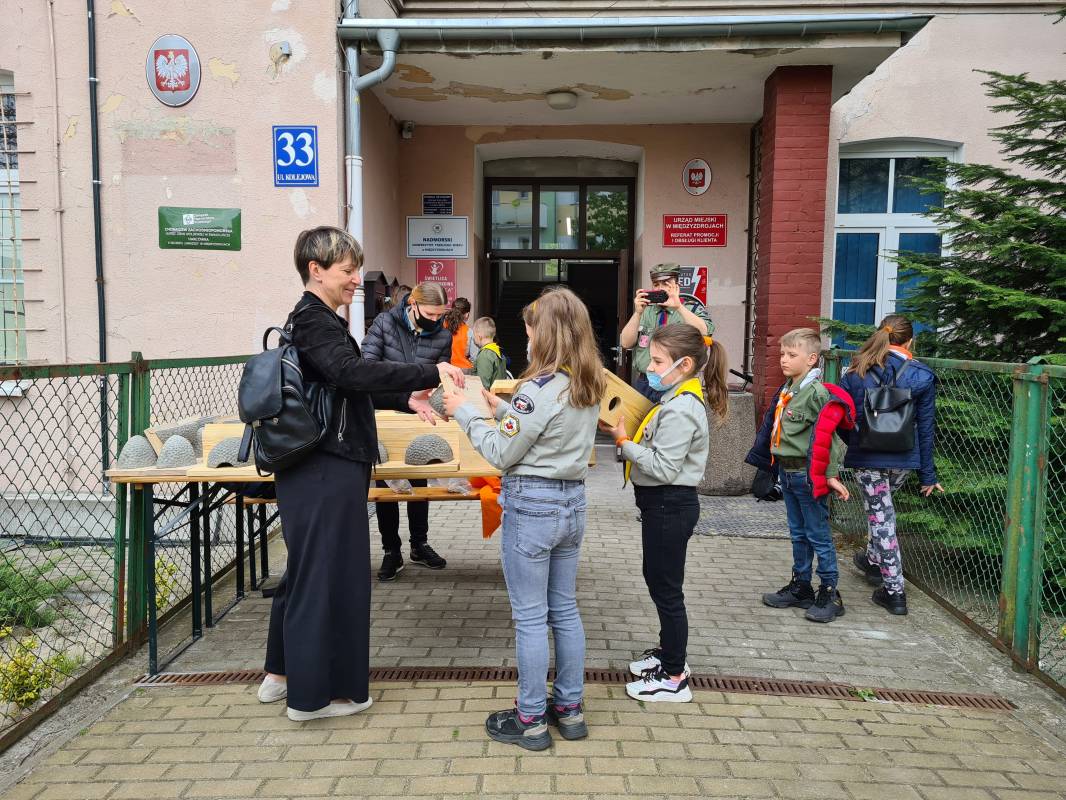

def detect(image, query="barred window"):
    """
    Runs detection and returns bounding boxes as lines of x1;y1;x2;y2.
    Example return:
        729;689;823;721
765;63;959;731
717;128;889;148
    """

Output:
0;70;25;364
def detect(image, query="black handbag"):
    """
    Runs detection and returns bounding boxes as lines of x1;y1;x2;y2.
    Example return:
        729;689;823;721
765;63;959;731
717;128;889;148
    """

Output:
857;360;915;453
237;315;329;475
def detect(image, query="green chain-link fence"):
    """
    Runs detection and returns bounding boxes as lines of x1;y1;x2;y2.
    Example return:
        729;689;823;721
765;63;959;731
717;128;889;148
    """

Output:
825;352;1066;698
0;354;248;749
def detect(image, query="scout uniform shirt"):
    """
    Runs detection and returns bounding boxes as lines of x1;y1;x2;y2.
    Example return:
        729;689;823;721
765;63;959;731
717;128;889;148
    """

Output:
474;341;507;390
631;303;715;374
621;378;710;486
454;372;598;481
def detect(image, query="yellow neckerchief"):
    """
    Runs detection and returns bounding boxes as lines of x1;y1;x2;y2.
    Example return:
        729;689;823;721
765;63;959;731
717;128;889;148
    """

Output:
624;377;705;485
482;342;501;358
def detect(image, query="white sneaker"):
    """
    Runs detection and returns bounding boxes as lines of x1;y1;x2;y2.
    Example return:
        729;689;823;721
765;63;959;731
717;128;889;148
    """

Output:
626;667;693;703
628;648;691;678
257;676;287;703
286;697;373;722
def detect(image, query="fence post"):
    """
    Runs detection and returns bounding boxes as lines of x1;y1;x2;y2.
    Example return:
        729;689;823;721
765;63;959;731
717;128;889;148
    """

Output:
111;370;131;647
126;352;151;640
822;350;841;384
998;359;1051;669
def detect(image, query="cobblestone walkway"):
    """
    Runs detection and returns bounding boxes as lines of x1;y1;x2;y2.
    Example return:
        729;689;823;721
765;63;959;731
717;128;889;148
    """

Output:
2;445;1064;799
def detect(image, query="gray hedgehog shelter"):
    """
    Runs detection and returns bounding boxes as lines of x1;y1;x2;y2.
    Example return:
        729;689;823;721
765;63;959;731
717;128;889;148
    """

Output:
404;435;454;466
117;435;157;468
156;436;197;468
207;437;252;468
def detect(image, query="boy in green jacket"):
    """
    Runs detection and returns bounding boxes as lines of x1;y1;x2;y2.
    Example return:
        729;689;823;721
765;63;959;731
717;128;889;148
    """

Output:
472;317;507;390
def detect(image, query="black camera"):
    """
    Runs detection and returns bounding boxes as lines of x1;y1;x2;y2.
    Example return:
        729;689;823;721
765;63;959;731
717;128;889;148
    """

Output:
643;289;669;304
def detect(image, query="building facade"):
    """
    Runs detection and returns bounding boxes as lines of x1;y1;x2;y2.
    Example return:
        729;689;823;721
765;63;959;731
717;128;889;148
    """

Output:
2;2;1063;409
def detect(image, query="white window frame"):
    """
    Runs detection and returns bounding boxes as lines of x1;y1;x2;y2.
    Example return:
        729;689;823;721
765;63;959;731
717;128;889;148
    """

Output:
833;141;958;321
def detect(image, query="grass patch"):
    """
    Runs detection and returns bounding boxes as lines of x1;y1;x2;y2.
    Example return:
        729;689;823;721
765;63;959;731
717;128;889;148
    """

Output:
0;560;78;629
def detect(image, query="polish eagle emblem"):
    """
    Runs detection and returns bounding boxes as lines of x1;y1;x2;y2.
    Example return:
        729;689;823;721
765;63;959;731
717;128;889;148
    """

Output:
154;50;190;92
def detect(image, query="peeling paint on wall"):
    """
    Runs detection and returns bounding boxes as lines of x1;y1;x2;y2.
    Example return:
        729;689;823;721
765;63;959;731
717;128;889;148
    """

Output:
108;0;139;19
465;126;508;142
208;58;240;87
572;84;631;101
63;117;78;141
388;82;543;103
262;29;306;78
313;71;336;104
396;64;435;84
288;189;315;219
99;94;124;114
114;115;235;143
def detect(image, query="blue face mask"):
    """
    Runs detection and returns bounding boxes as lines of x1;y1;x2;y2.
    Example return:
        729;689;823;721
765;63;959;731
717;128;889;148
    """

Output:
645;357;684;392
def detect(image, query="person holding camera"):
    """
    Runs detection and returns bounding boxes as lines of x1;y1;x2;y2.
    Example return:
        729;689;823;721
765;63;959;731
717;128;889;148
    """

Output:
620;264;715;402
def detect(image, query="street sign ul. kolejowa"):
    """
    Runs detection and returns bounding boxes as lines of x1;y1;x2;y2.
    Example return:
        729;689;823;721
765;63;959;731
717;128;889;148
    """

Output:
158;207;241;251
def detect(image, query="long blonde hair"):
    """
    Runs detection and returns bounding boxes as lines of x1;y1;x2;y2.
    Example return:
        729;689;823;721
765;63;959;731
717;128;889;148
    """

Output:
649;324;729;424
851;314;914;377
520;288;606;408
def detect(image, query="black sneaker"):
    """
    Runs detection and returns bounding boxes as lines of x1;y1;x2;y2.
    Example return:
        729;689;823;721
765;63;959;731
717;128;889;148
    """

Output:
546;701;588;740
872;586;908;616
852;552;884;586
410;543;446;570
761;576;815;609
804;585;845;623
485;708;551;751
377;551;404;582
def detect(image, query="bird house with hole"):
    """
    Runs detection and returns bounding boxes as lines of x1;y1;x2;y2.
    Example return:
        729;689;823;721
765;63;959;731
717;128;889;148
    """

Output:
599;368;654;439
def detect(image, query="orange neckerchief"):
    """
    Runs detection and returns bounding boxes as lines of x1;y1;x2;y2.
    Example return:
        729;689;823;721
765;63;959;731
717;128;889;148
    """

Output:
468;476;502;538
888;344;913;359
770;385;795;452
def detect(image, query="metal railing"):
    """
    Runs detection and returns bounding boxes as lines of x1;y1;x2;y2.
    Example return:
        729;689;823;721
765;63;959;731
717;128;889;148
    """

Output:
824;352;1066;699
0;353;248;750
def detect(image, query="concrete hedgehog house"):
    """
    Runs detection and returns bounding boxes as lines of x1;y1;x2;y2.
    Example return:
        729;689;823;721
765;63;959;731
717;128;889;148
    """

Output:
428;386;447;418
378;442;389;464
155;436;197;468
116;435;157;468
207;437;251;468
404;434;454;466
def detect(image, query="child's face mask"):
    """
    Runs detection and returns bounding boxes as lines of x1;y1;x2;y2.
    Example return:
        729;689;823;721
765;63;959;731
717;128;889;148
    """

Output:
645;357;685;392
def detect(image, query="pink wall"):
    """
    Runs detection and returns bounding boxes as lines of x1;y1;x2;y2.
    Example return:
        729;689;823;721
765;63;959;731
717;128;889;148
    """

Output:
360;91;402;282
390;123;751;371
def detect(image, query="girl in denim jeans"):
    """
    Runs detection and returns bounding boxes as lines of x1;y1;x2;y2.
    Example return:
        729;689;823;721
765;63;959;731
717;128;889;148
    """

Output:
602;324;729;702
443;287;604;750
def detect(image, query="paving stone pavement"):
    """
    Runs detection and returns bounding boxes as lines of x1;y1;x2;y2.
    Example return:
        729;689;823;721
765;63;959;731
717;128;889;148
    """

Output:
4;445;1066;800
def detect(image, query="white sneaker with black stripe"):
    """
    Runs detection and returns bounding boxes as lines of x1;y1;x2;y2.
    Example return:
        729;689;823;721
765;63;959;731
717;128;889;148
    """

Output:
628;648;691;678
625;666;693;703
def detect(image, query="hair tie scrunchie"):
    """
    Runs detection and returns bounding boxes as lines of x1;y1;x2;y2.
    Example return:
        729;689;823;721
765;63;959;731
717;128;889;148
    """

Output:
882;325;893;334
703;336;714;346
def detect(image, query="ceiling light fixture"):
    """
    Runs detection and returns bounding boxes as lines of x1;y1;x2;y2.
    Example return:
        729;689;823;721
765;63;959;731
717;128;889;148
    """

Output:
546;90;578;110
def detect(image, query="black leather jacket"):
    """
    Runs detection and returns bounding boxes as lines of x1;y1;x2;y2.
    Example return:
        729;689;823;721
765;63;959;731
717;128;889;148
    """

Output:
288;292;439;463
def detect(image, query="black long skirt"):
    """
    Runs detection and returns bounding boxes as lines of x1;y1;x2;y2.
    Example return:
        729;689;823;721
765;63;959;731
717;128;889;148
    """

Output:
264;450;372;711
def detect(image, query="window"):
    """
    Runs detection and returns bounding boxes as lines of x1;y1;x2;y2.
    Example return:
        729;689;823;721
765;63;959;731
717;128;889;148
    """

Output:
832;143;956;334
0;72;25;364
487;180;631;252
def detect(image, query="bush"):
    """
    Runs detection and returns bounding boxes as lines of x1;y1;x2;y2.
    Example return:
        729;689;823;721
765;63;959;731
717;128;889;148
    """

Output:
0;629;81;709
0;560;76;629
155;557;179;613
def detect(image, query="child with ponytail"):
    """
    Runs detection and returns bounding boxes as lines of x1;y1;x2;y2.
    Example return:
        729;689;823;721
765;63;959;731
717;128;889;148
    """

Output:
840;314;942;616
601;324;728;703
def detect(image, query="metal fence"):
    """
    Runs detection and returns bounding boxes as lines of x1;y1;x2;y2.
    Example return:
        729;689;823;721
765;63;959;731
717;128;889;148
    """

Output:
0;353;248;749
824;352;1066;698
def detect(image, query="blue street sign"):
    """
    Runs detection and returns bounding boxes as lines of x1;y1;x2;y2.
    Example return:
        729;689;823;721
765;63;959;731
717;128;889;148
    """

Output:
273;125;319;187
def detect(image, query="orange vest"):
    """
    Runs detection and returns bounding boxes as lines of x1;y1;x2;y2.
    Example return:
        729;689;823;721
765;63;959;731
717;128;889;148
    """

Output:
450;322;473;369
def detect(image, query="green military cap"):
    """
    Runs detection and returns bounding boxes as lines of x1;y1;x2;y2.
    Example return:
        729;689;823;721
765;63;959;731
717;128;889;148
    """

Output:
649;263;681;280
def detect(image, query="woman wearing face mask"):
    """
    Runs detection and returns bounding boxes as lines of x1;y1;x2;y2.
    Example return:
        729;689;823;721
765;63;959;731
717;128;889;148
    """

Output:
361;282;453;581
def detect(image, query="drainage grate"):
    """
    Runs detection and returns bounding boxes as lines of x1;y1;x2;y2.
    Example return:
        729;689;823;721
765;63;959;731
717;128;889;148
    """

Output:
133;668;1015;711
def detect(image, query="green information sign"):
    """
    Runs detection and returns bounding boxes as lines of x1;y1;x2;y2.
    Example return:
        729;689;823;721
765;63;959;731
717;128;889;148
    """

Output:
158;206;241;251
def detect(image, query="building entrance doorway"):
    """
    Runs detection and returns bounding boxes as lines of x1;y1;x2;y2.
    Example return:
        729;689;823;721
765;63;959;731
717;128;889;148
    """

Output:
483;177;635;376
488;257;624;375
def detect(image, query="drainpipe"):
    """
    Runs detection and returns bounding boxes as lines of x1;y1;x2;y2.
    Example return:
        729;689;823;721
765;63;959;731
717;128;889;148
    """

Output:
87;0;111;478
343;0;398;341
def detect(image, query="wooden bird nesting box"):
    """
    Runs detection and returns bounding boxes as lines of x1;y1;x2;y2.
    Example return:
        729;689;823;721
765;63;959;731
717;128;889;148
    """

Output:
599;368;654;439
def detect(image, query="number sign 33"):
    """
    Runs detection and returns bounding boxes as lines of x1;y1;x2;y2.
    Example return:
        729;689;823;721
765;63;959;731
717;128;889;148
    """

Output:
273;125;319;187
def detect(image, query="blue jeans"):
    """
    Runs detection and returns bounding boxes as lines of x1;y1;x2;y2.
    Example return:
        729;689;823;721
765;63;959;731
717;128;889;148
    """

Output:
780;469;838;587
500;475;587;717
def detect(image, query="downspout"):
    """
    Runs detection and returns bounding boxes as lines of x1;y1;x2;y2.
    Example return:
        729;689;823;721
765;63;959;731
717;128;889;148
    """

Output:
87;0;110;478
343;9;398;341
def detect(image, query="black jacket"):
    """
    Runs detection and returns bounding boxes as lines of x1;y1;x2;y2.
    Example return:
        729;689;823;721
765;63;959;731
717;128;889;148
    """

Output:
288;292;439;464
361;296;453;367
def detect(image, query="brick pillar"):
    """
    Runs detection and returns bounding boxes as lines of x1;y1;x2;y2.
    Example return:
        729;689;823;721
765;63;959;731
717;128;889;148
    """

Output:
752;66;833;414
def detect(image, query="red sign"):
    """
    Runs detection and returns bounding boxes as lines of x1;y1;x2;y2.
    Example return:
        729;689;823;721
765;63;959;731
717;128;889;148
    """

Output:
415;259;457;304
687;168;707;191
662;214;727;247
153;49;192;92
678;266;708;306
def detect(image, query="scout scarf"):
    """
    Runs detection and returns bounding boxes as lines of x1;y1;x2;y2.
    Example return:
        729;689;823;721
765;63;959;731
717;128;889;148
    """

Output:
623;377;705;485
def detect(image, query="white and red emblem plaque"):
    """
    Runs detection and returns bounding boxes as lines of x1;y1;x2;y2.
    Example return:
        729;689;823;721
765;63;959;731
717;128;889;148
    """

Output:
145;34;201;107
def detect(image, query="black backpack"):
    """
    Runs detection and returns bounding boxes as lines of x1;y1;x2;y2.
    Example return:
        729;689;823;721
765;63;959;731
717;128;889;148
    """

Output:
857;360;915;453
237;313;330;474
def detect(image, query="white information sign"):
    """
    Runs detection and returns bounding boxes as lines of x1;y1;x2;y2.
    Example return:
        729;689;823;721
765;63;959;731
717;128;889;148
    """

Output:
406;216;469;258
